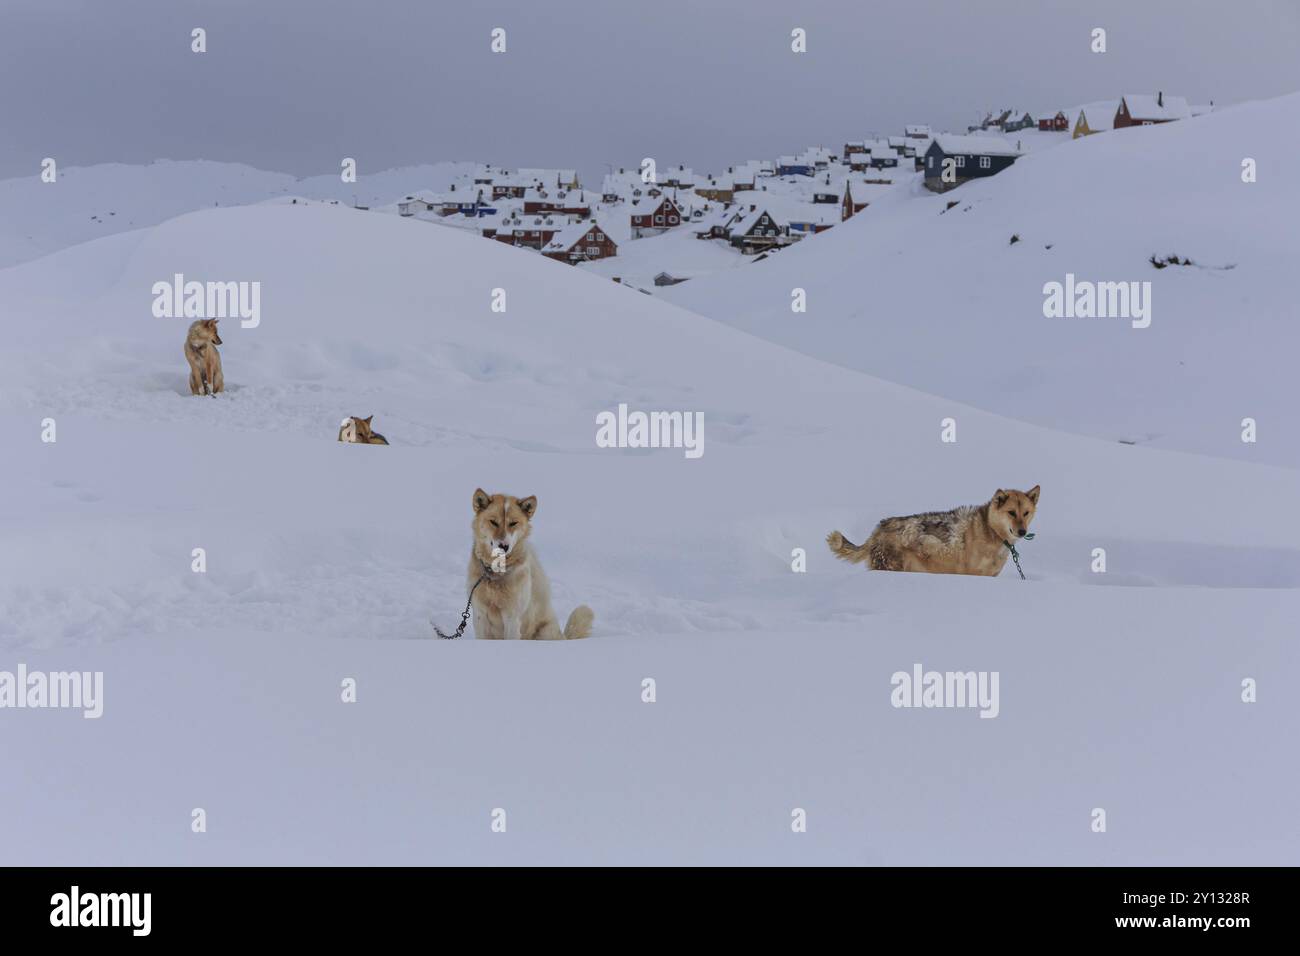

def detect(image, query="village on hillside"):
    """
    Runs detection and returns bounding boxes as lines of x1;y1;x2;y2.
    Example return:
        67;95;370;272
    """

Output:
364;93;1211;291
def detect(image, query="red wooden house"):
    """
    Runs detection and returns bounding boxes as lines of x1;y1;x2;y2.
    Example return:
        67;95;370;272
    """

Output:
541;221;618;265
630;195;686;238
1038;111;1068;131
1114;92;1191;128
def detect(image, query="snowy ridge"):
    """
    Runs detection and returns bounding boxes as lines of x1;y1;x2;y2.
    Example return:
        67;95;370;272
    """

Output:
663;93;1300;466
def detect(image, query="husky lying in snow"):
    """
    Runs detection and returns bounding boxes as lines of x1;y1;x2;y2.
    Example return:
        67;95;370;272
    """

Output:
467;488;593;640
828;486;1040;576
338;416;389;444
184;319;224;396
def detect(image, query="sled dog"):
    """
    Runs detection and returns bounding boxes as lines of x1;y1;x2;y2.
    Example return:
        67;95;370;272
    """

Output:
338;415;389;445
466;488;594;639
828;486;1040;576
184;319;224;396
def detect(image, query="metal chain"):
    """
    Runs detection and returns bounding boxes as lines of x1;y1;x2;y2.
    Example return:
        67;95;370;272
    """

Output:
434;573;489;639
1007;543;1026;580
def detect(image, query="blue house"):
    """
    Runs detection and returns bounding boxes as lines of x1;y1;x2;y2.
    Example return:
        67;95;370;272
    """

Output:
775;155;814;177
923;135;1021;193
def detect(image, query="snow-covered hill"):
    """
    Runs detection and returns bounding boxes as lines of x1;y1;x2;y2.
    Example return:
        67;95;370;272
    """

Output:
0;159;476;270
1;151;1295;863
662;93;1299;466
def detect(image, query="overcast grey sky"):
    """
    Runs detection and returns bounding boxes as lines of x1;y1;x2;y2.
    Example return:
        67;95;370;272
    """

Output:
3;0;1298;184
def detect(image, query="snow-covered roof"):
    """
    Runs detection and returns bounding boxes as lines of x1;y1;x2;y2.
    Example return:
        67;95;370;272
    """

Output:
692;204;741;232
629;192;688;217
517;167;579;186
1069;100;1119;132
731;207;778;234
1121;94;1191;122
729;194;840;233
905;124;932;136
799;146;835;163
542;220;606;253
931;134;1021;157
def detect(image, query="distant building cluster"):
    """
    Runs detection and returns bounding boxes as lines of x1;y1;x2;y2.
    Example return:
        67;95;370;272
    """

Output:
381;92;1211;266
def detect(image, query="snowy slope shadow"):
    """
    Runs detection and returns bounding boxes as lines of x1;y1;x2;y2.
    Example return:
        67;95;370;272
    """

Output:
1055;537;1300;589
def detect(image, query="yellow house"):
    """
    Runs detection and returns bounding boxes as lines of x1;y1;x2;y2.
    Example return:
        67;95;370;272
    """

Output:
1073;108;1096;139
1071;101;1118;139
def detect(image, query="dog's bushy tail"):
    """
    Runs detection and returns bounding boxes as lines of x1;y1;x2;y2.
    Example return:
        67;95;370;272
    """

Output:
827;530;870;564
563;605;594;640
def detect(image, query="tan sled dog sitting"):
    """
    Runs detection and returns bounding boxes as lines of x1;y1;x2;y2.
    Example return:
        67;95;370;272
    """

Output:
828;486;1040;576
184;319;224;396
467;488;594;640
338;416;389;444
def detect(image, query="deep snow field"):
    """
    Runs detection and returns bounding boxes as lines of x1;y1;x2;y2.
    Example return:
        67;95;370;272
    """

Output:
664;93;1300;467
1;95;1297;865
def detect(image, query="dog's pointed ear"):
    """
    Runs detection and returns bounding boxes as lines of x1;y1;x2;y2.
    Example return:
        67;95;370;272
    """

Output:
994;489;1008;508
473;488;491;513
1026;485;1040;505
363;415;373;425
518;495;537;518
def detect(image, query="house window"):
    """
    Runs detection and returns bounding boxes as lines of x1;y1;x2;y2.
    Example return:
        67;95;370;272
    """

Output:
655;215;664;224
955;156;966;168
588;246;600;255
979;156;991;169
669;216;678;224
596;233;604;241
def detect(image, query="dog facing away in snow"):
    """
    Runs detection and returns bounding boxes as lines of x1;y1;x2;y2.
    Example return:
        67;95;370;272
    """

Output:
827;486;1040;576
184;319;224;396
467;488;594;640
338;415;389;445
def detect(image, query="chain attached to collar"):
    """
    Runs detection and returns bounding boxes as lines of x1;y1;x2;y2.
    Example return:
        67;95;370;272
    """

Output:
434;572;489;639
1006;542;1026;579
1005;532;1034;580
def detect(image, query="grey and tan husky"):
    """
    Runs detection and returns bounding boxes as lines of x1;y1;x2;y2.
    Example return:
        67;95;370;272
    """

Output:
828;486;1040;576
